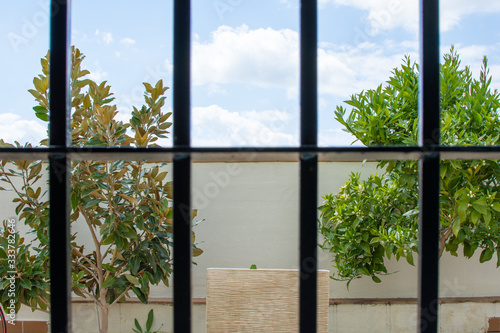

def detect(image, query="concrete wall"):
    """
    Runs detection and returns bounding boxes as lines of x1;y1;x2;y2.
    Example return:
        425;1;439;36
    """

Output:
6;161;500;332
17;301;499;332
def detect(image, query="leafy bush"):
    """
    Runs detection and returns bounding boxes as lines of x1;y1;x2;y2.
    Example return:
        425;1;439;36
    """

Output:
319;48;500;285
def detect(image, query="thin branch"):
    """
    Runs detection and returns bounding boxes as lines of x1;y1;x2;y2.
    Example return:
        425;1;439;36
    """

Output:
77;203;105;307
110;285;133;307
73;247;99;276
20;301;50;314
110;268;146;307
78;204;101;250
103;247;118;282
439;224;453;257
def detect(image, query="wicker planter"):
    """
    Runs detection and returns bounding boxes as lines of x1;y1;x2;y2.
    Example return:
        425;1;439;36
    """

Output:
206;268;329;333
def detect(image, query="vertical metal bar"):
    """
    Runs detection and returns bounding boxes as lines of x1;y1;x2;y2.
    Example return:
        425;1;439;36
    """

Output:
173;0;192;332
173;0;191;148
48;155;71;333
173;154;192;332
300;1;318;332
299;153;318;332
48;0;71;332
418;154;440;333
418;0;440;332
301;0;318;147
419;0;440;148
49;0;72;148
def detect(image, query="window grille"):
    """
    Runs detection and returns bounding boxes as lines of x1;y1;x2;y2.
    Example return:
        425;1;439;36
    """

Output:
3;1;497;332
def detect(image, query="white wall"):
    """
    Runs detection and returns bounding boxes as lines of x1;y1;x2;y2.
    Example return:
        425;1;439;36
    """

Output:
5;161;500;332
187;161;500;300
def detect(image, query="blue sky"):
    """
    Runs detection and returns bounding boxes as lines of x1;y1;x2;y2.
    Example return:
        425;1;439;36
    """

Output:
1;0;499;147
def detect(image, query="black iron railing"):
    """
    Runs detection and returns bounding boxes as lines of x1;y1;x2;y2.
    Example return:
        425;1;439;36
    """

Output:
0;0;466;332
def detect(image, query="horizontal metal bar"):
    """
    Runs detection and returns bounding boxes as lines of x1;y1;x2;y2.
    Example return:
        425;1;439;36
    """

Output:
2;146;500;162
72;295;500;305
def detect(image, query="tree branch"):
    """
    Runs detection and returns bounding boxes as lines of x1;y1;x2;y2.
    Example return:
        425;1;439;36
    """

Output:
73;248;99;281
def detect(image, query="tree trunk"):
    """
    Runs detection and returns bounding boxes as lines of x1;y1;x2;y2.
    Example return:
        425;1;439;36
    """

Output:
100;306;109;333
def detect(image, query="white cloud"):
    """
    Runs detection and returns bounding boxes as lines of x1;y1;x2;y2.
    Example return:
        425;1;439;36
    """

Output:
192;25;418;99
192;25;299;94
318;41;418;97
192;105;296;147
0;113;46;145
87;67;108;82
120;37;136;46
95;29;114;44
321;0;500;34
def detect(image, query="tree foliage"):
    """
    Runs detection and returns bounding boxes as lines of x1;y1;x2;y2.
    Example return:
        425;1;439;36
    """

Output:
319;48;500;285
0;47;202;333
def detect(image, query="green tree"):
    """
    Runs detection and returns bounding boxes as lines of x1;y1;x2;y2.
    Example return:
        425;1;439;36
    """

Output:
319;48;500;285
0;47;203;333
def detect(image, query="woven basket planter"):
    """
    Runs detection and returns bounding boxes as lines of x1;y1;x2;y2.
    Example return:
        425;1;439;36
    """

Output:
206;268;329;332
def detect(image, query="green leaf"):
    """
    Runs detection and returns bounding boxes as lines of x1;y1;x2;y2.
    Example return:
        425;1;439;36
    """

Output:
102;264;117;273
484;211;492;227
20;279;32;289
250;264;257;269
471;210;481;225
457;201;469;222
131;286;148;303
33;105;48;114
361;242;371;255
83;198;101;209
463;242;475;258
134;319;142;333
371;275;382;283
146;309;154;331
35;113;49;122
491;202;500;212
90;171;108;180
452;219;461;237
125;274;140;285
102;276;116;288
406;252;414;266
479;248;494;263
472;198;488;214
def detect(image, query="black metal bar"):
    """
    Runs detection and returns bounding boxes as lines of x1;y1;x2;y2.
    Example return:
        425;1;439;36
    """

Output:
173;154;192;332
49;0;71;148
48;1;71;332
418;153;440;333
173;0;192;332
48;155;71;333
300;0;318;332
173;0;191;148
419;0;440;148
418;0;440;332
300;0;318;147
300;153;318;332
